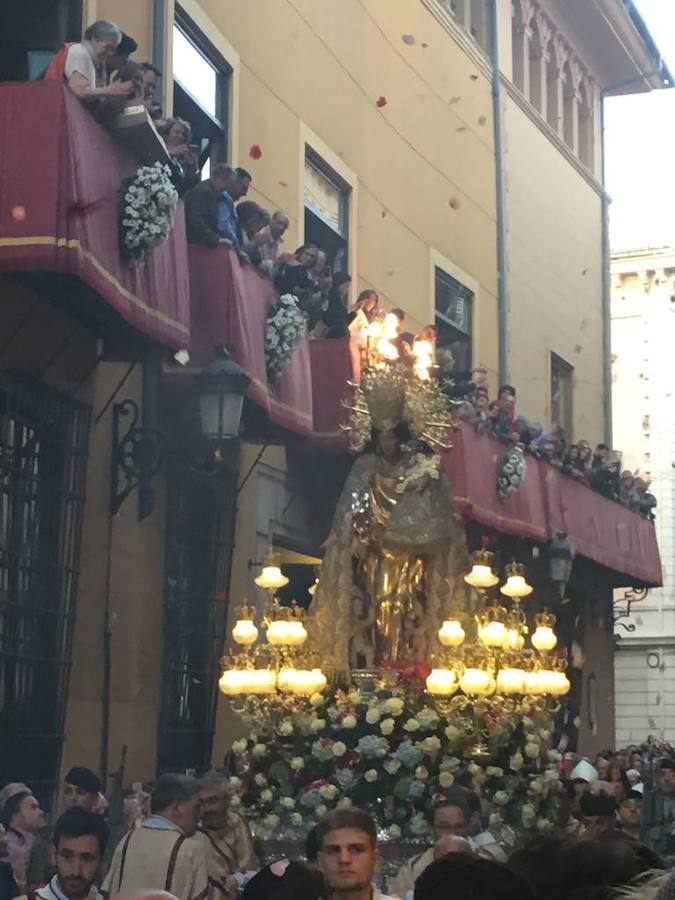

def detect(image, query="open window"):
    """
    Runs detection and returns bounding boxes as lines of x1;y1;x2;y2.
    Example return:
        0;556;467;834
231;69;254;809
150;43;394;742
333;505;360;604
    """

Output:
172;7;231;177
0;0;82;82
434;266;474;373
304;149;350;272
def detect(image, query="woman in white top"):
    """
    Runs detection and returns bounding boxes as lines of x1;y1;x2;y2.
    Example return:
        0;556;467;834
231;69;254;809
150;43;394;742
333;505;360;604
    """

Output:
64;20;134;100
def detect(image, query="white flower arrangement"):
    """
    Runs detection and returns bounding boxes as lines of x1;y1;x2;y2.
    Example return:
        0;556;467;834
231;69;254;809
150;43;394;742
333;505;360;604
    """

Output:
265;293;307;383
119;162;178;267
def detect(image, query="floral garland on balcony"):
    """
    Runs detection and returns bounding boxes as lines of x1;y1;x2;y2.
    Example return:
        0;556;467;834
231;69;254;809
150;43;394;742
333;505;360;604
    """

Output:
265;293;307;383
118;162;179;267
226;687;564;842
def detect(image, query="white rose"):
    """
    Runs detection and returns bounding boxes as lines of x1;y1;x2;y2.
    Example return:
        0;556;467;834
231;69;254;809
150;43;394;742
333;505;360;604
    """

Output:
228;776;242;789
261;789;273;803
232;739;247;754
539;729;551;741
365;769;379;783
525;743;540;759
263;813;279;828
254;773;267;786
445;725;460;742
319;784;338;800
348;690;362;705
366;707;381;724
510;753;524;771
439;772;455;788
489;813;503;829
290;756;305;770
421;736;441;754
521;803;536;822
333;741;347;757
525;733;540;745
278;720;294;736
384;759;401;775
384;697;405;716
230;795;242;808
316;804;328;817
280;796;295;809
291;812;303;825
404;718;420;732
547;750;561;762
342;715;357;730
310;693;325;707
415;766;429;780
389;824;402;839
443;757;461;772
537;817;552;832
486;766;504;778
493;790;509;806
467;763;480;775
311;719;326;732
380;718;395;736
338;797;353;809
252;743;266;757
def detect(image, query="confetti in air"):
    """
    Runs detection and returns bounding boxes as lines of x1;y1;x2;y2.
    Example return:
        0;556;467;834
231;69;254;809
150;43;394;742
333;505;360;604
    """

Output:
249;144;262;160
376;96;388;108
402;34;416;45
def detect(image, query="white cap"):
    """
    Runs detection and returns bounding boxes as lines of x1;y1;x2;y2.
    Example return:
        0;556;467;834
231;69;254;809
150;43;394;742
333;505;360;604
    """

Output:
570;760;599;783
630;782;645;796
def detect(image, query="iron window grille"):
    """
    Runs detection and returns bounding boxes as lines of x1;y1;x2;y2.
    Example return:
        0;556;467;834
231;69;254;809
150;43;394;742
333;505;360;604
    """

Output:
0;373;90;804
157;465;238;774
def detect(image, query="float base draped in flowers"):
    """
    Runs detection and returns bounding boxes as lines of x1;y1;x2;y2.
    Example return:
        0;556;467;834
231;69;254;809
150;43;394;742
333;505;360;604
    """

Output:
227;686;564;843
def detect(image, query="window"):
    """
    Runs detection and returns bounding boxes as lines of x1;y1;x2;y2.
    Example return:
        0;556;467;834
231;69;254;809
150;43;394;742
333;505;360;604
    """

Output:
172;8;231;177
0;375;89;805
434;267;473;372
157;465;238;774
0;0;82;81
551;353;573;436
304;149;350;272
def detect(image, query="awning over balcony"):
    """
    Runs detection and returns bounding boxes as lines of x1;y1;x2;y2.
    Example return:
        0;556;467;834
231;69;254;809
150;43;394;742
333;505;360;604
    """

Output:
0;82;190;349
444;424;663;587
187;244;348;446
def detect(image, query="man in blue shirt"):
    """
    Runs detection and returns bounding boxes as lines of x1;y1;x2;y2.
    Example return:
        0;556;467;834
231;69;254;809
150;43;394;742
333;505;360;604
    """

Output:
217;167;252;247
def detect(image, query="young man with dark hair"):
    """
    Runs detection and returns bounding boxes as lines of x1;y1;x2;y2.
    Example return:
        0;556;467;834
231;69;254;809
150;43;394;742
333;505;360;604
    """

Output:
63;768;103;813
35;808;107;900
316;808;395;900
103;774;208;900
414;853;533;900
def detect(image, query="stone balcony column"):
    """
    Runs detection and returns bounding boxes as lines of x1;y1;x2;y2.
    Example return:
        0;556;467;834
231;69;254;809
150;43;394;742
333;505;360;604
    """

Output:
546;37;568;137
563;59;584;154
512;0;535;99
528;11;552;118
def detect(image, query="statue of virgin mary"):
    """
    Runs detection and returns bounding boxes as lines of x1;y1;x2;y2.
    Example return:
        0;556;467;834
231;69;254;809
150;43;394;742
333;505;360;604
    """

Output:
309;362;469;674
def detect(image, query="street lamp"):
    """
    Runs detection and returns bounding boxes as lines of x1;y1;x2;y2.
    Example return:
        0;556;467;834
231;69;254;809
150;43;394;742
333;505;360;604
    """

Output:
196;347;251;441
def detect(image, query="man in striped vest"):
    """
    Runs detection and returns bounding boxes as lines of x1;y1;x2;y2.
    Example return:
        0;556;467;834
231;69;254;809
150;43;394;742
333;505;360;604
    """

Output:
102;775;207;900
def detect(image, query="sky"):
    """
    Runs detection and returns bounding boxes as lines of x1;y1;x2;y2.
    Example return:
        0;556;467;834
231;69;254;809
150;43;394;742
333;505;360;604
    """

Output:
604;1;675;251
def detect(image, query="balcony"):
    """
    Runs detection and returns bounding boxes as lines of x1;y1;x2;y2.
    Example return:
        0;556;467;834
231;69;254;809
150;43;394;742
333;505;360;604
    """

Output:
0;82;190;349
0;82;660;588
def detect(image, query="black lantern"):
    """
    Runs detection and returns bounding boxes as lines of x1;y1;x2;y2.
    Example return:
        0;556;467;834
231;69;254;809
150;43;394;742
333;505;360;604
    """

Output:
196;347;251;441
549;532;574;584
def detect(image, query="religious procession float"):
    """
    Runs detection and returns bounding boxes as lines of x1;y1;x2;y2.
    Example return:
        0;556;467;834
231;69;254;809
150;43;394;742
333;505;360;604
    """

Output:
218;319;570;859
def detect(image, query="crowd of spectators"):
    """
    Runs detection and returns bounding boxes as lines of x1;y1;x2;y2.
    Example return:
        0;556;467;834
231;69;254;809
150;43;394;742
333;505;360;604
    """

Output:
440;352;657;519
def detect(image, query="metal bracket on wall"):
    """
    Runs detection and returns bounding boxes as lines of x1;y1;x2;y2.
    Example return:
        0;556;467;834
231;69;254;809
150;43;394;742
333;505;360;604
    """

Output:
613;586;649;638
110;399;163;521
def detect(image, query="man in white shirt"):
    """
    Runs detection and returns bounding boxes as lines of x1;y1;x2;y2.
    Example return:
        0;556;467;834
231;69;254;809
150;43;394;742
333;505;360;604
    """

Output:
316;808;395;900
35;808;106;900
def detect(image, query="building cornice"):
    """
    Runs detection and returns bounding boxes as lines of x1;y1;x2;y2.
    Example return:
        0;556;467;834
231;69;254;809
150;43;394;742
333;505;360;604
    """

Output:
593;0;672;91
501;78;607;198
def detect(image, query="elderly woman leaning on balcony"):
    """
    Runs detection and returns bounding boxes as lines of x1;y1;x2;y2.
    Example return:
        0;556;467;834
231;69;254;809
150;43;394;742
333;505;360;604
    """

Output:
54;20;134;101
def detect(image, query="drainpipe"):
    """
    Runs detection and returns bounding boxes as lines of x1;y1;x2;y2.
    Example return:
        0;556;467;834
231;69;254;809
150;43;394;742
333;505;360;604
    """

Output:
489;0;508;385
599;92;612;446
